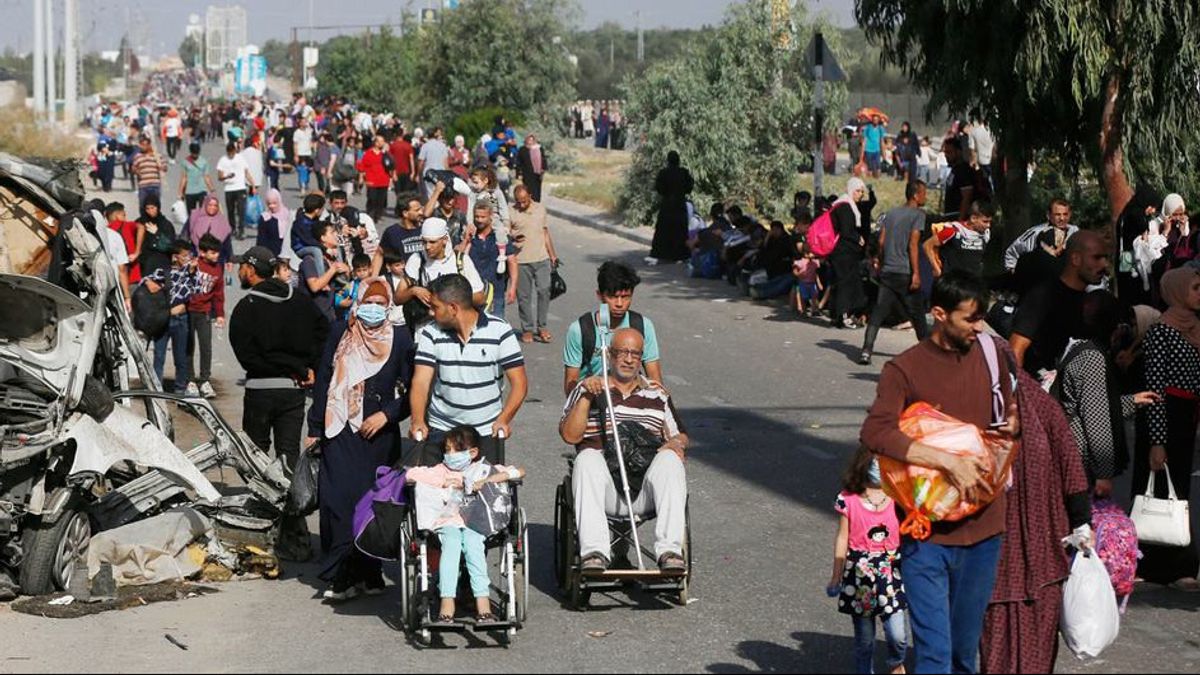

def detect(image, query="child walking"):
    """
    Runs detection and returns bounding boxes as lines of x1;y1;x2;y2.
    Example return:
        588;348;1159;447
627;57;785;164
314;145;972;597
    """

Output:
406;426;524;626
829;447;908;675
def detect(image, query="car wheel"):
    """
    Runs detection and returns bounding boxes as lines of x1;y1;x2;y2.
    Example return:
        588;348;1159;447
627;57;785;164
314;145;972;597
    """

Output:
79;374;114;422
19;501;92;596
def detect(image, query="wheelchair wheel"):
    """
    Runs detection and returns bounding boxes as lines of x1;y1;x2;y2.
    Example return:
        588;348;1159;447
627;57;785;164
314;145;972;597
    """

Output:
678;501;692;607
554;480;569;591
515;507;529;624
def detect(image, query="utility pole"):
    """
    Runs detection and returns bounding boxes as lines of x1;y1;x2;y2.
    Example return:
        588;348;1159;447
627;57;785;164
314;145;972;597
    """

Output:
812;31;825;200
45;0;56;124
33;0;45;115
290;27;301;92
636;11;644;63
64;0;77;127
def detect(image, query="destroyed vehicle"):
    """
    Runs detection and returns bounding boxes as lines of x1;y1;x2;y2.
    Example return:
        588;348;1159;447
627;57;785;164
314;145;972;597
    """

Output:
0;154;290;597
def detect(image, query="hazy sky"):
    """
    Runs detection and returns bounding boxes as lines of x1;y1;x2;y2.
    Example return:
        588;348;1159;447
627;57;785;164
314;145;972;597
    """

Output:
0;0;856;57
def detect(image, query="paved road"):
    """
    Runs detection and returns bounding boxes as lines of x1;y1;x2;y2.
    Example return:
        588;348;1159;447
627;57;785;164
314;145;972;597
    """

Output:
1;140;1197;673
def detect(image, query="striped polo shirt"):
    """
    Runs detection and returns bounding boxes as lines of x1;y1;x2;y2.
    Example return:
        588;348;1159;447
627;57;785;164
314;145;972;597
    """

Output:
132;152;165;187
415;312;524;434
561;377;685;453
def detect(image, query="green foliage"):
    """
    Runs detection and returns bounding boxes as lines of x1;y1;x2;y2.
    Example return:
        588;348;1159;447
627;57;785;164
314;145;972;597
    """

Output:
316;25;425;116
259;40;294;79
178;36;201;69
617;0;847;225
450;108;526;145
570;23;707;100
421;0;579;124
855;0;1200;221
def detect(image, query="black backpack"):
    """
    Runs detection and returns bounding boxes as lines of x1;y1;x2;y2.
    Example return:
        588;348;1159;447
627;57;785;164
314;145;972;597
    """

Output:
381;150;395;174
132;283;170;340
579;309;645;375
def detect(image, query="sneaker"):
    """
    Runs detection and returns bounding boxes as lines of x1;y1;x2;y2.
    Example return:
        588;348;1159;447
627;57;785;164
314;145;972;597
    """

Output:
199;381;216;399
322;584;361;602
858;351;872;366
580;553;610;574
185;382;200;397
657;552;686;573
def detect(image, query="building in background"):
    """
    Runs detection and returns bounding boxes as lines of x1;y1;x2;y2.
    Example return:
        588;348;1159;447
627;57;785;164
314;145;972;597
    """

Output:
205;5;247;70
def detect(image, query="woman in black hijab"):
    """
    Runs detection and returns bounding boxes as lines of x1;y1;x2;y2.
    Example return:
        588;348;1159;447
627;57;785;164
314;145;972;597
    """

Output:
650;151;695;263
135;195;177;279
1116;184;1162;306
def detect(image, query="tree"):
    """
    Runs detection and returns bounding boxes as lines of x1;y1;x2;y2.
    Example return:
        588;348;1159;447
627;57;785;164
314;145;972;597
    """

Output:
178;35;201;69
316;25;425;116
617;0;846;224
855;0;1200;238
422;0;579;123
259;39;294;78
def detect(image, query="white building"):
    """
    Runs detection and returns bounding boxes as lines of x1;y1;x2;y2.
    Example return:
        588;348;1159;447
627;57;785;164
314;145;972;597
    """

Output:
205;5;247;70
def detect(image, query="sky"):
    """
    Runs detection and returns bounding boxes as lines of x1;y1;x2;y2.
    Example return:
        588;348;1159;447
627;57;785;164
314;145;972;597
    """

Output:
0;0;857;58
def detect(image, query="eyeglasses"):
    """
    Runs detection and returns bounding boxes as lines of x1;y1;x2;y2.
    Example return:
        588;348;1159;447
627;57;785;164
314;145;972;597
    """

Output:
610;348;643;360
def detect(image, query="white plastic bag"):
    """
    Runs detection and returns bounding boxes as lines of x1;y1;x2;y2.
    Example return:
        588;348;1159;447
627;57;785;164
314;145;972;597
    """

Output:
1060;551;1120;659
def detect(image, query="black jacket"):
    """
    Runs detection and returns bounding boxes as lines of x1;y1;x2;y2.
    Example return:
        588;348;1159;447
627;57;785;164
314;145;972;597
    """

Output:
230;279;329;381
516;146;548;179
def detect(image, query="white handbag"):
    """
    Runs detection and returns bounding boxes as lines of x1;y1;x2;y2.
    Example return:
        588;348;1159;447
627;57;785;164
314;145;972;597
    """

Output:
1131;467;1192;547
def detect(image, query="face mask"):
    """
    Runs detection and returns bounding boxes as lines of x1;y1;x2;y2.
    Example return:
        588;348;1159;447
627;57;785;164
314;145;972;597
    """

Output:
443;451;472;472
356;304;387;327
867;458;882;488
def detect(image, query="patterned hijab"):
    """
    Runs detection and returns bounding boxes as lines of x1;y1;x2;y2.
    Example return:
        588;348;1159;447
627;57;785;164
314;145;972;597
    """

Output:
324;278;395;439
1159;268;1200;353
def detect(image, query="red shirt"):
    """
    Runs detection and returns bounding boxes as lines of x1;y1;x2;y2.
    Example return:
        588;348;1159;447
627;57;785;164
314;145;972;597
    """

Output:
108;219;141;282
356;149;392;188
389;138;414;175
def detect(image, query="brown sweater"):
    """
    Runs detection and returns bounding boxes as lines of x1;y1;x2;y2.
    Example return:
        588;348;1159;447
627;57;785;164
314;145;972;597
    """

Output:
860;338;1011;546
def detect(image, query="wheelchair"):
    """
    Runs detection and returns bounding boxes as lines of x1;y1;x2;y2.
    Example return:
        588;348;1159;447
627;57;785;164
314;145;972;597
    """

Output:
396;437;529;646
553;452;692;611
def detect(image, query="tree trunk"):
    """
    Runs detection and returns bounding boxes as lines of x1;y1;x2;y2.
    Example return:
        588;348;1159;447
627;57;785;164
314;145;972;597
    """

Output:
1099;70;1133;237
997;141;1031;248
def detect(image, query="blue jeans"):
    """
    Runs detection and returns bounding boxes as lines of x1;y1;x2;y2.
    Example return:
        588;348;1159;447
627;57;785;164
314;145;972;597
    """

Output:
865;151;882;173
901;535;1002;674
489;277;507;317
153;313;190;393
853;611;909;674
137;184;161;210
437;526;489;599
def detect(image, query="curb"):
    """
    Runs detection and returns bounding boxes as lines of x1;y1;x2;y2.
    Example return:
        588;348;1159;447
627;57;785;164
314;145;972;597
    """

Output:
543;198;654;247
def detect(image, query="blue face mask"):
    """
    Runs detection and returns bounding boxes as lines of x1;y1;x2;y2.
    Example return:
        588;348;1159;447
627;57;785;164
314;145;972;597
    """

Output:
443;451;472;472
357;303;387;327
867;458;882;488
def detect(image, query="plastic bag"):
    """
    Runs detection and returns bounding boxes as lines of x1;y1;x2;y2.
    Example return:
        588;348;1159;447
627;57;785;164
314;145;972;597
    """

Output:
244;194;264;228
1060;552;1120;659
879;402;1017;540
287;445;321;516
550;261;567;300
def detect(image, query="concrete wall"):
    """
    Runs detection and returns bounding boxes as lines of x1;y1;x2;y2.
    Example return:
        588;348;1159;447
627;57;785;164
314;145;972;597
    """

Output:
0;81;27;108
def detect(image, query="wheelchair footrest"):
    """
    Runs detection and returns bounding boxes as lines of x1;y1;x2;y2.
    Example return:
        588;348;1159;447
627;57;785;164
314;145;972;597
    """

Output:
581;568;686;579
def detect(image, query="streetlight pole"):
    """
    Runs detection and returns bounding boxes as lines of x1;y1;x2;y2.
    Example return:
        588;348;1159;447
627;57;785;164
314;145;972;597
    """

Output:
813;31;825;201
45;0;56;124
64;0;77;127
33;0;45;116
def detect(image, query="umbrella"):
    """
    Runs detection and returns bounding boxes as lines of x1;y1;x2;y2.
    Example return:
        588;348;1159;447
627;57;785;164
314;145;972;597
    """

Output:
855;107;890;124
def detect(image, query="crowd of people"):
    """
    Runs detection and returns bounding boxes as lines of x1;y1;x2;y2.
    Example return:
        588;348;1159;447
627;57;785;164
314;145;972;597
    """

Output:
75;67;1200;671
565;99;627;150
647;139;1200;672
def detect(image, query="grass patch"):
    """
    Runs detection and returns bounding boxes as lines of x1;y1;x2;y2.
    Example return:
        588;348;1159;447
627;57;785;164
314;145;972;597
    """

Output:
547;140;630;213
0;105;89;160
547;143;917;223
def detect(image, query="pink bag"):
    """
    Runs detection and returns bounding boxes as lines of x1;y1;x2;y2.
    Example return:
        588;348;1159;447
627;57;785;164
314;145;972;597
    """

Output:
1092;499;1141;611
807;201;845;257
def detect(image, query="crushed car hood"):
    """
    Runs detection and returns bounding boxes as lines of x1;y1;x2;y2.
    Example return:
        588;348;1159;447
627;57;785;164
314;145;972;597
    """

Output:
0;273;95;405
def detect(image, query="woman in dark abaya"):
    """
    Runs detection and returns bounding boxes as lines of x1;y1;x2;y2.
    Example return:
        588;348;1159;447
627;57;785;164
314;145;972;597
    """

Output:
1116;185;1162;306
649;151;695;263
306;278;415;601
828;177;870;328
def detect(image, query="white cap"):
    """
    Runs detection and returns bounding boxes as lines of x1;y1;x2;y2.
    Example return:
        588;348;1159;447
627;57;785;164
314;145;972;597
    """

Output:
421;218;449;241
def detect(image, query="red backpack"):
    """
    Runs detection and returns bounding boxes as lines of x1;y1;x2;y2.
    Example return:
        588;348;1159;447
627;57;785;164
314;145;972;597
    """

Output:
807;201;845;257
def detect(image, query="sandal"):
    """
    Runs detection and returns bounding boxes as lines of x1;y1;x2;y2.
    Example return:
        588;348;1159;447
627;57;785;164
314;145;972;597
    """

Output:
431;614;457;625
519;331;534;343
475;612;504;627
536;330;554;343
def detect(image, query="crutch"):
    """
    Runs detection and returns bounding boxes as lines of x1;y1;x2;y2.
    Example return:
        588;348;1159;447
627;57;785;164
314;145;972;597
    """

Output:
596;309;646;571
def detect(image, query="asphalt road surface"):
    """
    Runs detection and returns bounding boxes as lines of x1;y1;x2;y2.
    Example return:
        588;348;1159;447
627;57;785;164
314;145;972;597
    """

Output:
1;140;1197;673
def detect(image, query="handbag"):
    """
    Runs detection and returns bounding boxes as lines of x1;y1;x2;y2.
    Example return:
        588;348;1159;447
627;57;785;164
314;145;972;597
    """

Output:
550;261;567;300
1131;466;1191;547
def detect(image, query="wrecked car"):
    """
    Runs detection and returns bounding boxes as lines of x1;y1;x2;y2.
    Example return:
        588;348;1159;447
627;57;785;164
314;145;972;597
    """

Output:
0;153;290;598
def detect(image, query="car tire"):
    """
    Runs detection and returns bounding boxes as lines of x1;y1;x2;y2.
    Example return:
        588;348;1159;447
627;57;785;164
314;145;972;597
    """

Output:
19;499;92;596
78;374;114;422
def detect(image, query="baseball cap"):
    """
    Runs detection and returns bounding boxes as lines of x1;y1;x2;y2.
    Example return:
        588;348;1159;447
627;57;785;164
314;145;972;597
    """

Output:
421;218;449;241
240;246;276;277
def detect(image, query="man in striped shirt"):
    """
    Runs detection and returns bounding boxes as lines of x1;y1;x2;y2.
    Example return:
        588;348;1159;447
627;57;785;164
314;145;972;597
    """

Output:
132;136;167;209
560;327;689;574
409;274;528;464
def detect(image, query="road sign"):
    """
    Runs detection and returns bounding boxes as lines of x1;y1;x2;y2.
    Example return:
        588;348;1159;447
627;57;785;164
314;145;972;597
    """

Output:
803;35;846;82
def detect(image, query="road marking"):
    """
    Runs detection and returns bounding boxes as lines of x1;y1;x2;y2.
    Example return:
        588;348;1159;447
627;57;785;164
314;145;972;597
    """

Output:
665;375;690;387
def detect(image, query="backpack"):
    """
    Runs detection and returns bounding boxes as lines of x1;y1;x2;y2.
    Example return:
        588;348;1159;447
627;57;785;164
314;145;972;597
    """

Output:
401;252;465;334
131;283;169;340
579;309;645;376
332;149;358;183
381;150;395;174
1092;499;1140;608
808;202;844;257
352;467;409;561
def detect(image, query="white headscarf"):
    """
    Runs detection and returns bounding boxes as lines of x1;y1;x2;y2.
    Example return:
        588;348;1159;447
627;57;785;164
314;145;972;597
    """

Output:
839;177;866;230
1163;193;1189;237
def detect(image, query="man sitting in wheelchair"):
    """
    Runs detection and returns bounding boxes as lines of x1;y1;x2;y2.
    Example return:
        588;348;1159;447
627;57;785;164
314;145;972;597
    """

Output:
406;426;526;626
559;327;689;574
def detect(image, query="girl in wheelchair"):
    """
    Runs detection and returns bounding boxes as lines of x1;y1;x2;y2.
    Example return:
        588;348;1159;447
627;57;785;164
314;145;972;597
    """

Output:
405;426;525;625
